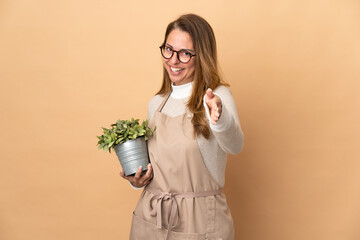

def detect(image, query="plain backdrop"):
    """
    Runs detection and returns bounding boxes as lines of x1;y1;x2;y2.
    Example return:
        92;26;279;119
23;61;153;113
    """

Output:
0;0;359;239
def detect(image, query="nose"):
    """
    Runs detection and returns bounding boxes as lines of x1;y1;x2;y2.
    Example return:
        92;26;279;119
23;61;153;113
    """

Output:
169;52;180;64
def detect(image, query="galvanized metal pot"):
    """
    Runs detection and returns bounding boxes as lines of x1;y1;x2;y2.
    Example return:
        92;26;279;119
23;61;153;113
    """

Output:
114;137;149;176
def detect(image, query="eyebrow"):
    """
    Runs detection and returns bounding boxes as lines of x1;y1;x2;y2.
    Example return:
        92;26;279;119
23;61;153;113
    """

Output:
165;43;195;53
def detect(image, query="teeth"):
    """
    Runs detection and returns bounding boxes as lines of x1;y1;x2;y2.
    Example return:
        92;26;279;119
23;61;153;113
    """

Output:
171;67;184;72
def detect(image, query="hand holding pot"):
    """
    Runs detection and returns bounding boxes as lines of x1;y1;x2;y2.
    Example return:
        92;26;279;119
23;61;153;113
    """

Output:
120;163;153;188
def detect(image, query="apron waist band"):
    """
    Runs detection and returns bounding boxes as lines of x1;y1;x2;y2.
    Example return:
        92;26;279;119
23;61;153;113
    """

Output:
145;186;222;239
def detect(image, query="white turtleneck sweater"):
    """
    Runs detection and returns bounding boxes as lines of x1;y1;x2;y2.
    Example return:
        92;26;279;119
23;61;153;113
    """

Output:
147;82;244;187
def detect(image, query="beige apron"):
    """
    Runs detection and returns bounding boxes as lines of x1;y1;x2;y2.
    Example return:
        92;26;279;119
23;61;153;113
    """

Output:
130;93;234;240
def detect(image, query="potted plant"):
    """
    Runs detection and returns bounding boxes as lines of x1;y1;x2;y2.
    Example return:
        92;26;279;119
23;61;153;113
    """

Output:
97;118;156;176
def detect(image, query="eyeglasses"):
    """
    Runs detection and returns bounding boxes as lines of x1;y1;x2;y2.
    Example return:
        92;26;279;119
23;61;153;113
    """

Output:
159;45;196;63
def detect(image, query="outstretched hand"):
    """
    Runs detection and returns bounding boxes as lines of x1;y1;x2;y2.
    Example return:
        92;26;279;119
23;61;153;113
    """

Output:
205;88;222;125
120;163;153;188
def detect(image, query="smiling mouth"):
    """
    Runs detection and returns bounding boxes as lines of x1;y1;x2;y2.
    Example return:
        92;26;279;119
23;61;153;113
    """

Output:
170;66;184;73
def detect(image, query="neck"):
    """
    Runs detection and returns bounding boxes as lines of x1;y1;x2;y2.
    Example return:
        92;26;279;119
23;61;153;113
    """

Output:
171;81;193;99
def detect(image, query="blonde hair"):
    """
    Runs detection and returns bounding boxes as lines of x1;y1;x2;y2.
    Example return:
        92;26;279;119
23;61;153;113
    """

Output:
157;14;229;139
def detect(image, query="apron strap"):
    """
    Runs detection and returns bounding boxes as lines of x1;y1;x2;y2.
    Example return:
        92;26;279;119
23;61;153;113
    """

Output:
146;186;222;240
148;91;172;128
157;91;172;113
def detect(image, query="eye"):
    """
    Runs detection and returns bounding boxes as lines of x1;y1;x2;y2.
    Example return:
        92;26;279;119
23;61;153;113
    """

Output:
180;51;191;56
165;47;173;53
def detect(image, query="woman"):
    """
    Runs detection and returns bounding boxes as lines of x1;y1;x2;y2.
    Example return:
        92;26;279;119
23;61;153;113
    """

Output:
120;13;244;240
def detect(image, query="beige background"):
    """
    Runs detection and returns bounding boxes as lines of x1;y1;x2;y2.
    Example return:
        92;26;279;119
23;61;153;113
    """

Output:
1;0;359;239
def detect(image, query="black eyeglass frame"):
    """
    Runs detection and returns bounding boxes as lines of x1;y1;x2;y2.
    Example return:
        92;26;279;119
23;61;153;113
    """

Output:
159;45;196;64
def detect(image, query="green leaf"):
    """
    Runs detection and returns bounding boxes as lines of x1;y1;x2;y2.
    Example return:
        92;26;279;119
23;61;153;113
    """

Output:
98;119;155;152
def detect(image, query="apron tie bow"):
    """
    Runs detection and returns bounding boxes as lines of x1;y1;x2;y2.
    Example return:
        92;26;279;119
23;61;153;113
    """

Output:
146;186;222;239
149;191;179;230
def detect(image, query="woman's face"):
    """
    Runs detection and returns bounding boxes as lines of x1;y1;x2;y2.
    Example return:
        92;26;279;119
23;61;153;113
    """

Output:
162;29;196;86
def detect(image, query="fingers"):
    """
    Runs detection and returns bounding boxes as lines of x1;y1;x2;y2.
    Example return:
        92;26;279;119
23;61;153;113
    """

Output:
142;164;153;186
205;89;222;125
205;88;214;106
119;164;153;188
119;169;127;179
212;104;223;124
144;163;153;179
206;88;214;99
211;106;221;125
133;166;142;181
205;89;216;112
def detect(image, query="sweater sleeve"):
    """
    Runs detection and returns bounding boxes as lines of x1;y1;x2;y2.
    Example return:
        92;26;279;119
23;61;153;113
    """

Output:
203;86;244;155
